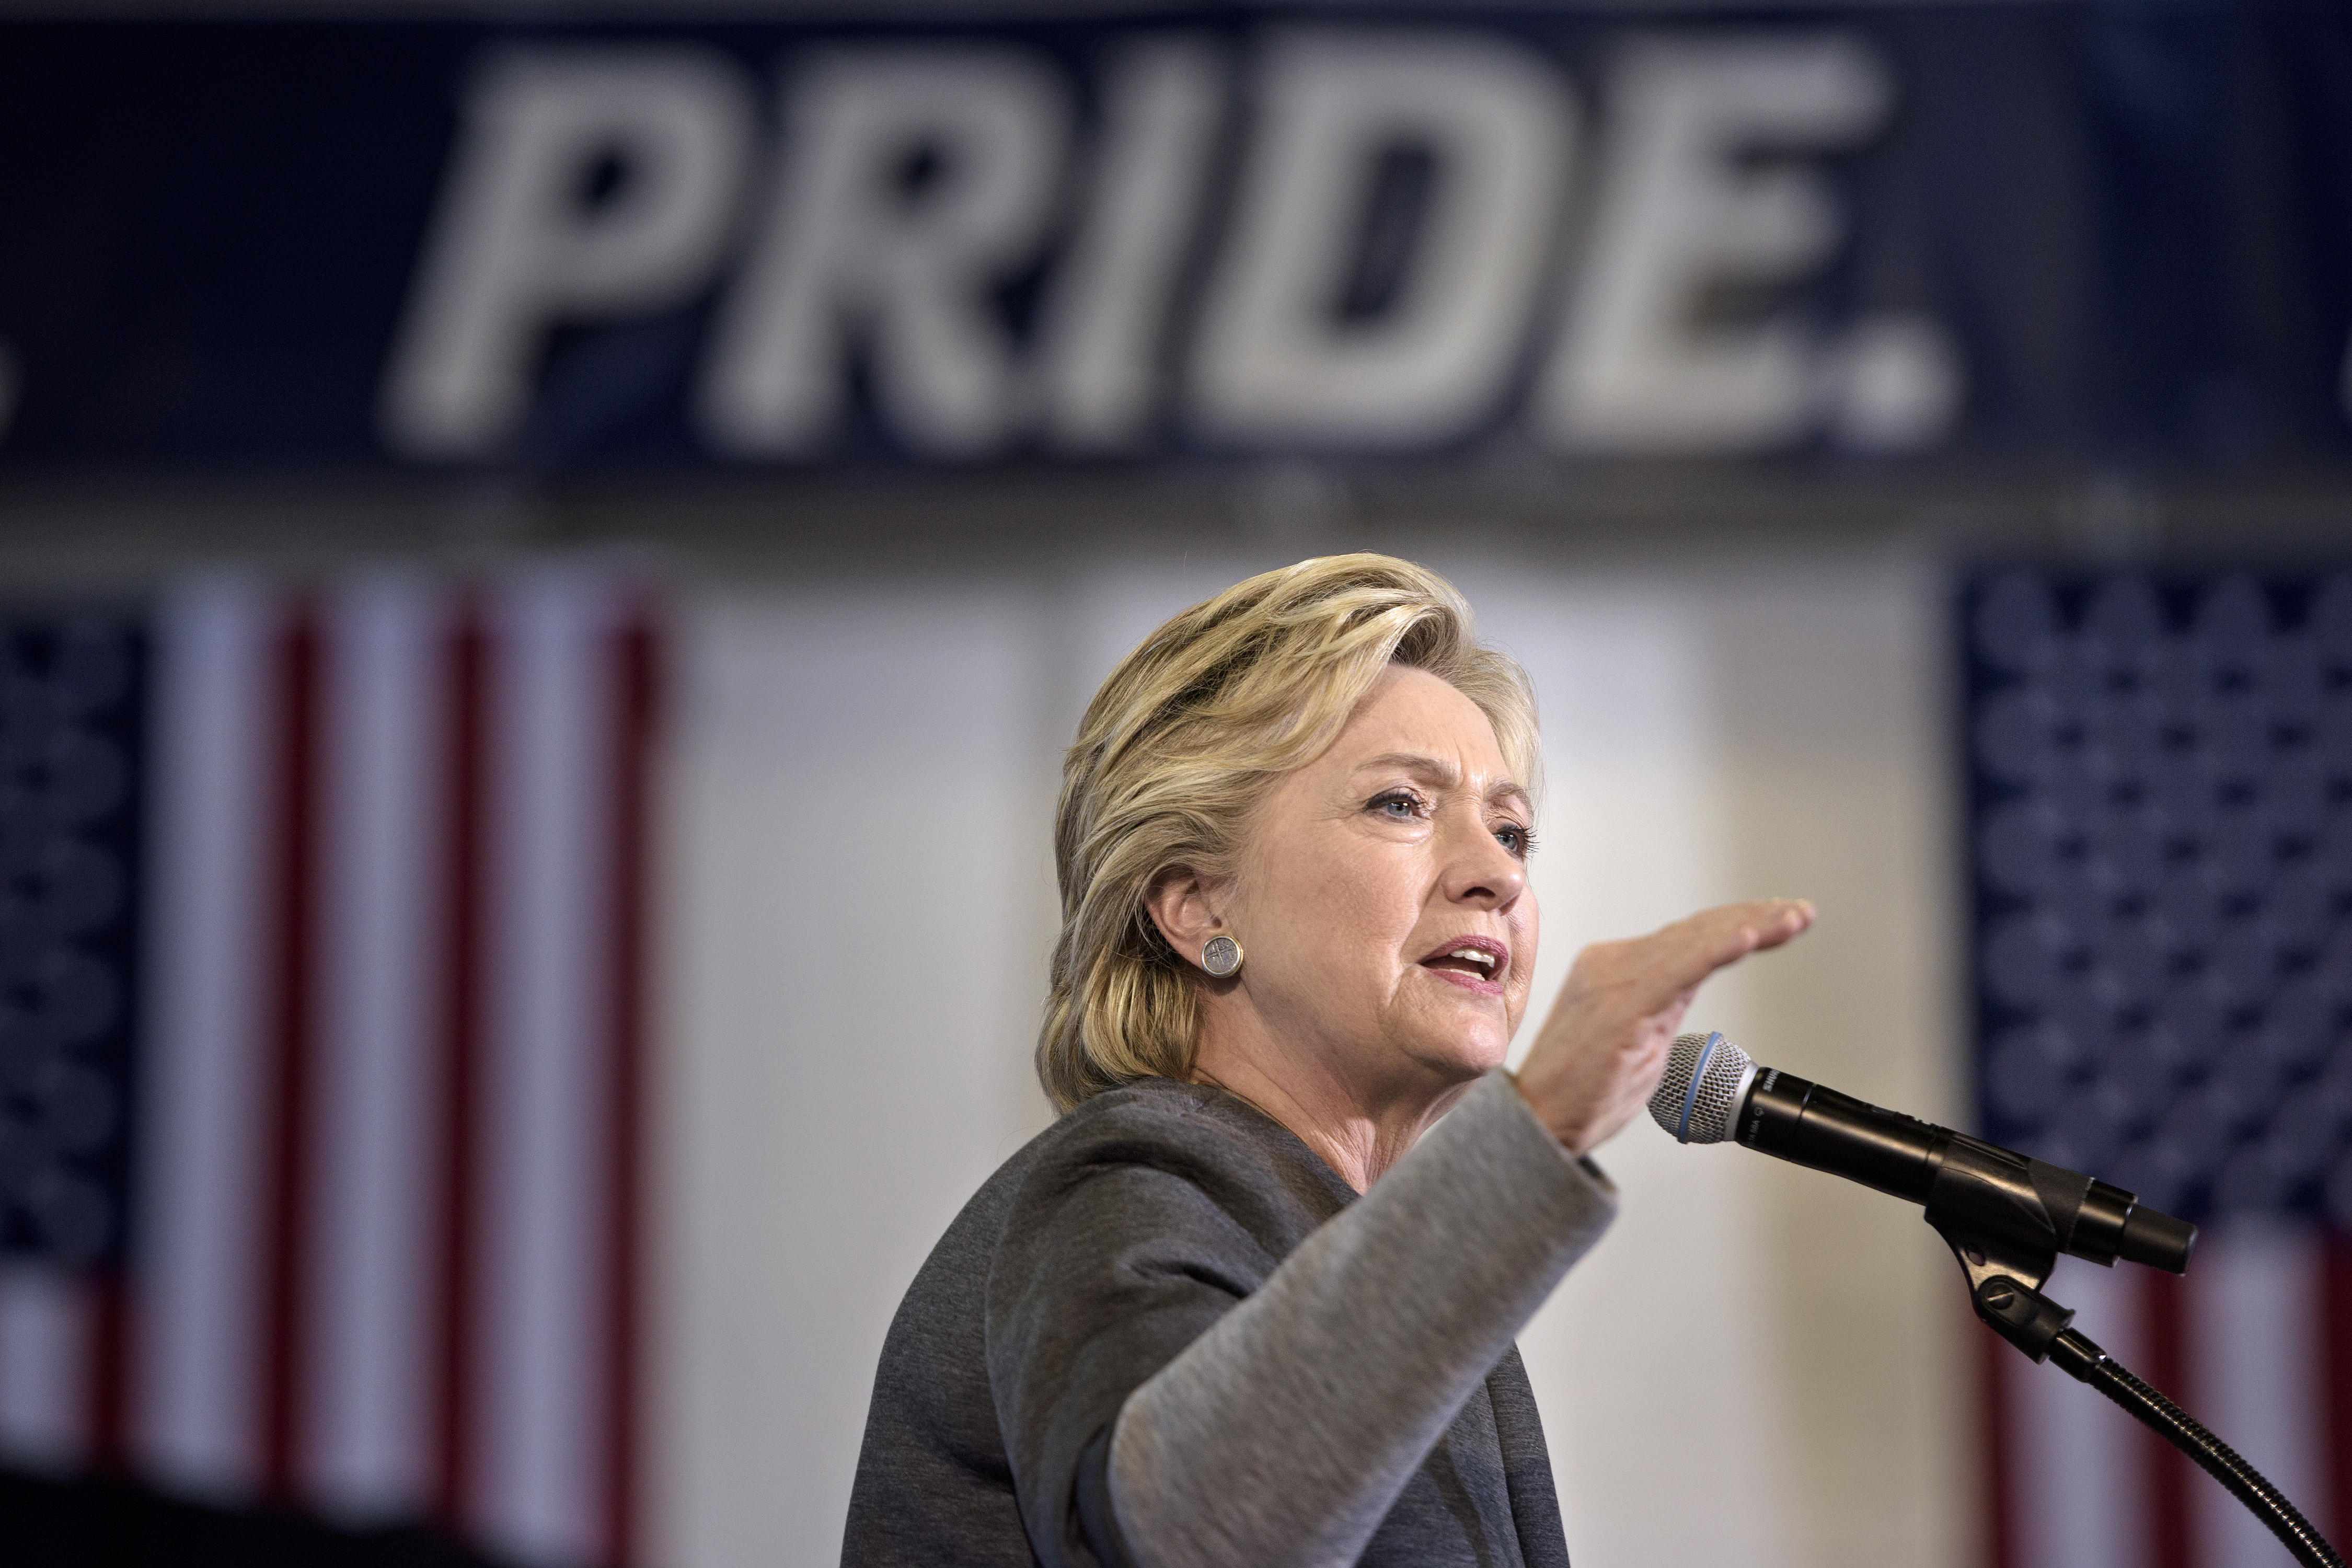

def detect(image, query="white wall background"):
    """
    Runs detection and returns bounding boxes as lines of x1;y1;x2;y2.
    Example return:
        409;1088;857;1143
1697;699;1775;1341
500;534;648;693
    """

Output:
646;549;1973;1568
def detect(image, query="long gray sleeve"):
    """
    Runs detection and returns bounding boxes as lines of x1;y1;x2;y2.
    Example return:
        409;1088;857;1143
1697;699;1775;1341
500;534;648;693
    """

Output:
1104;1068;1616;1568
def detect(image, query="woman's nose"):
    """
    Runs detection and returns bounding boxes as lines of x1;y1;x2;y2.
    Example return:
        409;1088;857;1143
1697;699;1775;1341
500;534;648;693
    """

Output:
1440;818;1526;906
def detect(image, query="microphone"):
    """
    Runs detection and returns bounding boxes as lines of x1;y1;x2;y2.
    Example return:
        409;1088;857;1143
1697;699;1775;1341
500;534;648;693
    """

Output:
1648;1031;2195;1275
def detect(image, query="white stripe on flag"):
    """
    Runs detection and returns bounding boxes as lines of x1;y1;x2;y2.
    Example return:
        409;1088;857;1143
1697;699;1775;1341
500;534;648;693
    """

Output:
305;580;446;1521
0;1266;89;1470
2012;1260;2151;1568
2187;1222;2325;1568
476;582;615;1566
135;581;275;1498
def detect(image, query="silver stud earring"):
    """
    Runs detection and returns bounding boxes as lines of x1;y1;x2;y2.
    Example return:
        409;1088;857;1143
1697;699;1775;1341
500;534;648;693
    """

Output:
1201;934;1243;978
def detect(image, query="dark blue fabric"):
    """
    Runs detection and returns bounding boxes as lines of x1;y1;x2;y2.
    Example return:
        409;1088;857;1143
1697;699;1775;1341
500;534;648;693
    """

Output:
3;5;2351;475
1959;569;2352;1226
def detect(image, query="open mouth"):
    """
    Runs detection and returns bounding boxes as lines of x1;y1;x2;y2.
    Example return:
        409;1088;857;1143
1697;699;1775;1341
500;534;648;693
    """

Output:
1420;940;1506;986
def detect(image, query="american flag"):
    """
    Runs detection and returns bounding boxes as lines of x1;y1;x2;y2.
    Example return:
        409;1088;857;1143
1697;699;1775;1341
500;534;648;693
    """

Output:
1964;571;2352;1568
0;573;657;1568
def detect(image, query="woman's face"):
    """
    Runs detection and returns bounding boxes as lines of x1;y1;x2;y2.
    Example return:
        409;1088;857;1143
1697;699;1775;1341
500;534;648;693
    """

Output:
1218;665;1537;1097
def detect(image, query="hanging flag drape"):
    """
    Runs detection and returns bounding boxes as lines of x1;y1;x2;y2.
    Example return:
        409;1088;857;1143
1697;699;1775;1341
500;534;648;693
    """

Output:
1963;571;2352;1568
0;574;658;1568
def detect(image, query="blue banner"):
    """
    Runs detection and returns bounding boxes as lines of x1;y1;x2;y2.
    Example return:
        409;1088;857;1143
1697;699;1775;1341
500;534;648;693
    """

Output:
0;619;145;1266
2;4;2350;475
1964;570;2352;1224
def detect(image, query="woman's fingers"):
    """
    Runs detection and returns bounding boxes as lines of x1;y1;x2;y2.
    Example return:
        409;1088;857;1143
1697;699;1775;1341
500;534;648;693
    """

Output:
1738;897;1815;951
1588;899;1814;1016
1684;898;1813;964
1516;899;1816;1155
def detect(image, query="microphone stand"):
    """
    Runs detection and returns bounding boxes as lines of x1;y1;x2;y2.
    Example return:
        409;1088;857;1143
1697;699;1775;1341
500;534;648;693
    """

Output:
1927;1198;2346;1568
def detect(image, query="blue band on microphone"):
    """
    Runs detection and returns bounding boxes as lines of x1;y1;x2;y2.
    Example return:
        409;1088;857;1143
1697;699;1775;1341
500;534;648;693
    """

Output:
1673;1032;1724;1144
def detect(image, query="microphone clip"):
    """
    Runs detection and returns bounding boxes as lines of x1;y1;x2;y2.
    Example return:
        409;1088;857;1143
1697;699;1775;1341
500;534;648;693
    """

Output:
1970;1274;2078;1364
1921;1134;2095;1362
1922;1132;2063;1297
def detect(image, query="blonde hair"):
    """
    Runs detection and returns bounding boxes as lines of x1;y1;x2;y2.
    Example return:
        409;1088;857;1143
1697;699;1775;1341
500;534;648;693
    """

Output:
1036;554;1539;1112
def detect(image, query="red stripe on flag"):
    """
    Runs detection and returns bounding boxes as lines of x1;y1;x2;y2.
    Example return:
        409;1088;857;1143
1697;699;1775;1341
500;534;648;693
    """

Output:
261;606;324;1499
1980;1325;2016;1568
2327;1231;2352;1548
87;1269;129;1471
598;612;655;1568
2141;1267;2195;1568
434;605;492;1525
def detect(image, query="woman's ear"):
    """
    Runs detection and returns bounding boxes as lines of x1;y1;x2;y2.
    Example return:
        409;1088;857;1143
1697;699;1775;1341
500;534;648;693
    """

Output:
1145;868;1221;960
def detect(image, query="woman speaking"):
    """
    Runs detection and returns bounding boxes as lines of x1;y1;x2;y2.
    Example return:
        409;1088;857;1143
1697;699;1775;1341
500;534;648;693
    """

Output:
841;556;1811;1567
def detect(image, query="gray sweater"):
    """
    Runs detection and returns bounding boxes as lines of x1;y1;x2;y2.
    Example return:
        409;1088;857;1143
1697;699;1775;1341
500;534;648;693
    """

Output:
840;1069;1617;1567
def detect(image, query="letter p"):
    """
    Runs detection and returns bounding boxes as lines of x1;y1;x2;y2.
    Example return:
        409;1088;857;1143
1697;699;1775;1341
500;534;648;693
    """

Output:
379;48;753;458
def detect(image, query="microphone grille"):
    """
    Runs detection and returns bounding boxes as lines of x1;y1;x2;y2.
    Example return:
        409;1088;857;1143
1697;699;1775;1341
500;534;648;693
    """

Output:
1648;1031;1755;1145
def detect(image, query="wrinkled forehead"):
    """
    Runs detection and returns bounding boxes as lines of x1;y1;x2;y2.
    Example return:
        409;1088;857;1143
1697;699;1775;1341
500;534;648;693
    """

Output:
1323;667;1531;809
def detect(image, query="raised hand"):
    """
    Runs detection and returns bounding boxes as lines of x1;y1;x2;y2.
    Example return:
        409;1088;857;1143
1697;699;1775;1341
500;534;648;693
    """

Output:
1511;899;1814;1157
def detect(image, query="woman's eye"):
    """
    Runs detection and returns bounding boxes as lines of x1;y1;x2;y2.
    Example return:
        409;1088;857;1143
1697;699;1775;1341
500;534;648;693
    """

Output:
1371;792;1421;821
1494;823;1534;859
